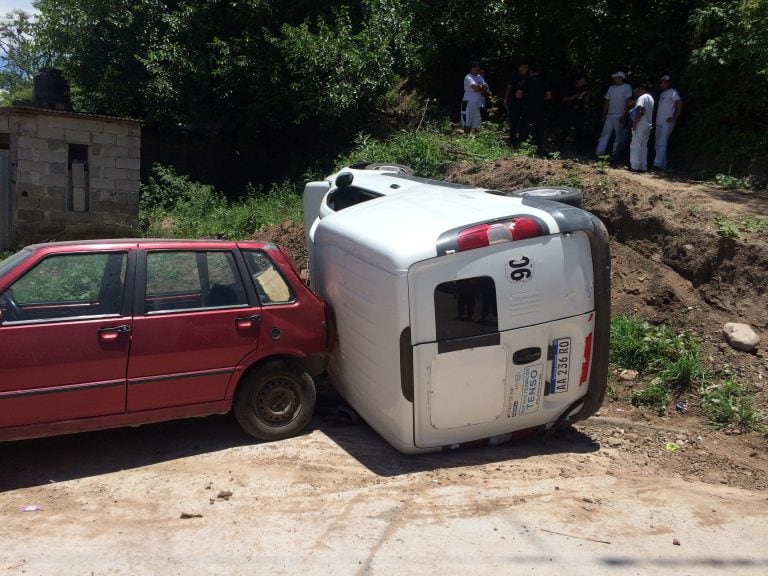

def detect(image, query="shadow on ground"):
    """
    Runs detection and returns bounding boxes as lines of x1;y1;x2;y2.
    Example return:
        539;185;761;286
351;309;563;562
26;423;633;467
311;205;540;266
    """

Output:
1;382;602;491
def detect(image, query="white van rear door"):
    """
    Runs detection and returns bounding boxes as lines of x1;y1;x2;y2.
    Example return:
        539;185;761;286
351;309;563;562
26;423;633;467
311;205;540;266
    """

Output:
407;232;596;449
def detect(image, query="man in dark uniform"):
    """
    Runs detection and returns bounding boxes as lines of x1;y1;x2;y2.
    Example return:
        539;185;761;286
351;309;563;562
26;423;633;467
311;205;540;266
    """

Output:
519;63;551;153
503;61;529;147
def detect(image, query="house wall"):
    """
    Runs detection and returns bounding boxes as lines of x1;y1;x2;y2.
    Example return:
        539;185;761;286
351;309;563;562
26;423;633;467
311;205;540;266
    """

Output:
1;111;140;247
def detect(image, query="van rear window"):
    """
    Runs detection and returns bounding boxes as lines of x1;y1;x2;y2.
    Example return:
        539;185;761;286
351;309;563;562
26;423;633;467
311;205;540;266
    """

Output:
434;276;498;341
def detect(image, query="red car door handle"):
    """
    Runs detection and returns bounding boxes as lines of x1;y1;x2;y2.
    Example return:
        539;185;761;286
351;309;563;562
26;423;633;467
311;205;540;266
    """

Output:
235;315;261;329
98;324;131;342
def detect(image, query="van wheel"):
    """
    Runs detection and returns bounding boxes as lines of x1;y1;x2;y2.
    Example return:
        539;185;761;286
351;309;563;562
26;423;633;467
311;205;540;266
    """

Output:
363;162;414;175
508;186;584;208
234;360;316;441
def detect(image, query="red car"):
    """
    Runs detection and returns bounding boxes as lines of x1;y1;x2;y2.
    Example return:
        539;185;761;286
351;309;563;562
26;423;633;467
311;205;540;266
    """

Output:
0;239;330;442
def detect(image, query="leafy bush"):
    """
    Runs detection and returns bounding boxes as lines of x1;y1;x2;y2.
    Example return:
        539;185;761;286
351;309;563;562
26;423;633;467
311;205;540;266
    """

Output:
715;215;768;240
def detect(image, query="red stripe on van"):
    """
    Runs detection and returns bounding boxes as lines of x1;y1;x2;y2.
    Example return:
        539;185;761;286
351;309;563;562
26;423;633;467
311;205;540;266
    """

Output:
580;333;593;386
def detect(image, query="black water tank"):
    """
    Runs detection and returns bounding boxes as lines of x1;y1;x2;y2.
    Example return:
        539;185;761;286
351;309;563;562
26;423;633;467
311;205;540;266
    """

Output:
32;68;72;111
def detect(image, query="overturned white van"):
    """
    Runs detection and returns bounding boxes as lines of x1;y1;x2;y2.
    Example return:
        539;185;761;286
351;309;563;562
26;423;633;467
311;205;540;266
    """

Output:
303;165;610;453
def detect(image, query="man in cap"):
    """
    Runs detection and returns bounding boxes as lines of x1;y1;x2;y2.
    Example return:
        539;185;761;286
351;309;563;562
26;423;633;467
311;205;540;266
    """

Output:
653;75;683;171
595;71;633;157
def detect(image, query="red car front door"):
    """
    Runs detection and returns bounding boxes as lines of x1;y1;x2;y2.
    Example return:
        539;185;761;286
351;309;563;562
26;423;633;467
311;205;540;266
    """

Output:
0;250;132;431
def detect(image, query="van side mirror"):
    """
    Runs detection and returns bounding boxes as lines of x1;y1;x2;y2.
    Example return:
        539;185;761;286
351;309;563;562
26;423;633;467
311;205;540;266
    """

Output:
335;172;354;188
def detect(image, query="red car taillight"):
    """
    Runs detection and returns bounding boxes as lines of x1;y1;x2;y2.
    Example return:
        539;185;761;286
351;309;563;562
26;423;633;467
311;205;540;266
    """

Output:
456;217;543;252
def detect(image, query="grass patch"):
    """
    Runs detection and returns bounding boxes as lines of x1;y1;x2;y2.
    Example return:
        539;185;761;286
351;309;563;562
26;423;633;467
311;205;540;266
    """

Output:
610;314;710;414
337;125;512;178
699;381;766;432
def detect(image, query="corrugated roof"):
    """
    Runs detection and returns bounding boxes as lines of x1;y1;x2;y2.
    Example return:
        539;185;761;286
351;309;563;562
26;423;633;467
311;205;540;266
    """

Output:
0;105;140;124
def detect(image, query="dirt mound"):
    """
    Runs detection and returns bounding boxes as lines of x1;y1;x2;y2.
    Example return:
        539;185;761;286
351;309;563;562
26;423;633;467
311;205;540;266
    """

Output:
261;158;768;491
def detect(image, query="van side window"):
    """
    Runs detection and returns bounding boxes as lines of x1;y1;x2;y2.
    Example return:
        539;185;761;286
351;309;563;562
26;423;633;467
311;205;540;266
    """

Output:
434;276;498;341
243;250;295;305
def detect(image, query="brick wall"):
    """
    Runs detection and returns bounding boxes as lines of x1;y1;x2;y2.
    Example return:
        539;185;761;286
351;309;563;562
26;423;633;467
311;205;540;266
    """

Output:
2;108;141;246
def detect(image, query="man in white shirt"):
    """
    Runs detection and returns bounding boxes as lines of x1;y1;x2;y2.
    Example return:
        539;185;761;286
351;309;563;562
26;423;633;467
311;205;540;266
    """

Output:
461;62;489;135
630;82;655;172
595;71;633;156
653;75;683;170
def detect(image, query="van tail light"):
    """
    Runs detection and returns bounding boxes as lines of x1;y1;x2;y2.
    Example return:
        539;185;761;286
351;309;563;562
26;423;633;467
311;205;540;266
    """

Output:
456;217;544;252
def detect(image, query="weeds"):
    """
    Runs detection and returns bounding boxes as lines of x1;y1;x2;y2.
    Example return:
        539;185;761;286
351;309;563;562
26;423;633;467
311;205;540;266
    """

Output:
546;168;583;189
712;172;753;190
139;165;302;239
699;380;766;431
715;214;768;240
595;155;610;173
337;126;512;178
631;378;670;415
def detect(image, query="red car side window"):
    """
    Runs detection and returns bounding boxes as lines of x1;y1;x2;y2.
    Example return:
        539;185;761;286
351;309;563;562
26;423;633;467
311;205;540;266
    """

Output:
144;250;247;313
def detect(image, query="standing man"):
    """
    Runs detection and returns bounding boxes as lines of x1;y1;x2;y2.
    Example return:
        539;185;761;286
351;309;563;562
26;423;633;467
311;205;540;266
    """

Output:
560;74;590;153
595;71;633;157
629;82;655;172
503;61;529;146
653;75;683;171
519;63;551;153
461;61;489;135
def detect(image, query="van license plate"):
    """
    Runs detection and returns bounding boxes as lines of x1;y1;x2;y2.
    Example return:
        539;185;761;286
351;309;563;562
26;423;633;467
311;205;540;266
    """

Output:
550;337;571;394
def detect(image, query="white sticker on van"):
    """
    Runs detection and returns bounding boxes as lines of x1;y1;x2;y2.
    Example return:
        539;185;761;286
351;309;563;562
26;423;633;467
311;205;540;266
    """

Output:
506;255;533;283
520;363;543;415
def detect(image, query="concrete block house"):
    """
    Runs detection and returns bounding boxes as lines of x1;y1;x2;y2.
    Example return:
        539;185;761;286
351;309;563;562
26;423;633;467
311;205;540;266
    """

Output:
0;70;140;250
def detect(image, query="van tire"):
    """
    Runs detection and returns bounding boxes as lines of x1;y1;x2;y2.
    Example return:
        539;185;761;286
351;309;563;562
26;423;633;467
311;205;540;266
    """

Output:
234;360;316;441
363;162;414;175
509;186;584;208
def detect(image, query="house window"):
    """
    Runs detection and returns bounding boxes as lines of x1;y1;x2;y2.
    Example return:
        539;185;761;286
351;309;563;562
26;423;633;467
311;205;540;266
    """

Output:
68;144;89;212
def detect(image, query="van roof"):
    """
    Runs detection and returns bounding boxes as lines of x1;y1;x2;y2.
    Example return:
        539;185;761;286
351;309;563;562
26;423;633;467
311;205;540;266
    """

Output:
315;170;561;271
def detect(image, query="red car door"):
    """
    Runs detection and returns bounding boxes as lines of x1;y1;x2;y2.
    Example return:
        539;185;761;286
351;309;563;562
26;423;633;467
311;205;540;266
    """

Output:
126;247;261;411
0;250;132;430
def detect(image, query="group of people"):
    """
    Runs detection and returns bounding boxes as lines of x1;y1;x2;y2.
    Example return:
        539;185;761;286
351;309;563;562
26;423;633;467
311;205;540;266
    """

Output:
460;62;683;171
595;71;682;171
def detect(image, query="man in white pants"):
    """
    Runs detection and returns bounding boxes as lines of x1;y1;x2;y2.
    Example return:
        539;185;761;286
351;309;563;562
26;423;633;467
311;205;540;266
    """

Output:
595;71;633;157
629;82;655;172
653;75;683;170
461;62;489;135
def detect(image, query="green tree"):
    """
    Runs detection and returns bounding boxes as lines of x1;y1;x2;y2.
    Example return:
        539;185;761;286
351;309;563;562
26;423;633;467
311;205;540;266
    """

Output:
0;9;46;105
683;0;768;171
